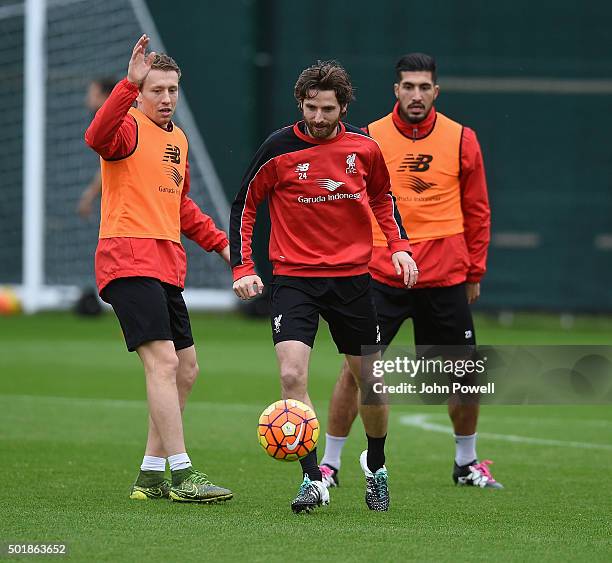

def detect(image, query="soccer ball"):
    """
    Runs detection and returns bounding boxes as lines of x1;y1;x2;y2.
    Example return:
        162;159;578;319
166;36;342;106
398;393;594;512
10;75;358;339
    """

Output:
257;399;319;461
0;286;21;316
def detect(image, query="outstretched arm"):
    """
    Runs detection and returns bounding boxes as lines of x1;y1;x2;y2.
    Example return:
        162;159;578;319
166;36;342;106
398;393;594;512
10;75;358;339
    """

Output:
230;143;278;290
229;142;278;299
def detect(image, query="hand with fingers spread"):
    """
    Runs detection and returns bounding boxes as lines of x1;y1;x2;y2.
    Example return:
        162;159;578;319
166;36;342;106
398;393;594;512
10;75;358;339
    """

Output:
391;251;419;288
127;34;156;86
233;274;264;300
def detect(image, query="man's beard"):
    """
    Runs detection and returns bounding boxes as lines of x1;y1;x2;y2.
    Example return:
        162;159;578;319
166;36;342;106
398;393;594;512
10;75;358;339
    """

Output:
305;119;339;139
401;104;430;124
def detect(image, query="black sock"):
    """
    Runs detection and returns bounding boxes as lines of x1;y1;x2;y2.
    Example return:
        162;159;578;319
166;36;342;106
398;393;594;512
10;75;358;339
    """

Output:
366;434;386;473
137;469;165;487
170;467;192;486
299;448;322;481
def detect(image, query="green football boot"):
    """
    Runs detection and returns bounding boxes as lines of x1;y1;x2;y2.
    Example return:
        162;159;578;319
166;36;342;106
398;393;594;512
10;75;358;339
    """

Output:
129;470;171;500
169;467;233;503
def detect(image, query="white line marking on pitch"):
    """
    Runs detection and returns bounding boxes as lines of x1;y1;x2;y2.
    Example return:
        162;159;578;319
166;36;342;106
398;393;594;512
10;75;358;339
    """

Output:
399;414;612;451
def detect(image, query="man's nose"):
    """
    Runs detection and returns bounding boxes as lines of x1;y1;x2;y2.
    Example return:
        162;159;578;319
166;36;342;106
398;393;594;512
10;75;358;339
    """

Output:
161;91;171;104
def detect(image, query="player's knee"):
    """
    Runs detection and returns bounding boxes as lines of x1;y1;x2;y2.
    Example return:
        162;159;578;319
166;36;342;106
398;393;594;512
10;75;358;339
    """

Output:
185;362;200;389
356;367;387;406
352;360;379;391
179;360;199;391
446;350;483;405
279;365;307;393
147;350;179;380
341;360;357;388
357;373;378;396
162;355;180;380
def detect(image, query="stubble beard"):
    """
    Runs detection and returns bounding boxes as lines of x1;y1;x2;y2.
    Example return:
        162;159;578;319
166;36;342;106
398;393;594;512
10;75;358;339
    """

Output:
400;104;431;125
305;118;339;140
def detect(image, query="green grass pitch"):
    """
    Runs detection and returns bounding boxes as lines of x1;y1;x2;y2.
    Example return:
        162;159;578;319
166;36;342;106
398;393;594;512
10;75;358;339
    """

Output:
0;312;611;561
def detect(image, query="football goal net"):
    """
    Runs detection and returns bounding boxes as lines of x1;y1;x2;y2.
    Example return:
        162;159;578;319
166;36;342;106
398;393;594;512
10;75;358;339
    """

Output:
0;0;234;312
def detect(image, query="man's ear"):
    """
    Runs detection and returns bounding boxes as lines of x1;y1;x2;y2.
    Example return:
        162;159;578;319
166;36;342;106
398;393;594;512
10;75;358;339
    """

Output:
393;83;399;100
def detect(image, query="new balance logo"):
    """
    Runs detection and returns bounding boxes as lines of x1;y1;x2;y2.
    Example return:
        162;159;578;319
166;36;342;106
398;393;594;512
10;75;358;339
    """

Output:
295;162;309;180
163;165;184;187
273;314;282;334
317;179;345;192
397;153;433;172
406;176;436;194
163;144;181;164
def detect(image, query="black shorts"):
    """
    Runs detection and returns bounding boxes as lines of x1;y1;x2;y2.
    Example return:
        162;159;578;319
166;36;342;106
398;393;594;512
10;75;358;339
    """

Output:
269;274;380;356
101;277;194;352
373;280;476;357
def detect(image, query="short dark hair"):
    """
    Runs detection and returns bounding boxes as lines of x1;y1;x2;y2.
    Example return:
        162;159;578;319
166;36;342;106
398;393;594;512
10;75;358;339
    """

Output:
151;53;181;80
294;60;354;116
92;77;117;96
395;53;437;84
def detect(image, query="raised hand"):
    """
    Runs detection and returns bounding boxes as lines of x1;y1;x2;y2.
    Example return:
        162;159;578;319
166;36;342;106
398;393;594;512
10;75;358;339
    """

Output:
127;34;156;86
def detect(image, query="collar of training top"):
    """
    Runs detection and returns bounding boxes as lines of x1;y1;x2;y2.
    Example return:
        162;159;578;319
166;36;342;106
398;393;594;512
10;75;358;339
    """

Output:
391;102;436;140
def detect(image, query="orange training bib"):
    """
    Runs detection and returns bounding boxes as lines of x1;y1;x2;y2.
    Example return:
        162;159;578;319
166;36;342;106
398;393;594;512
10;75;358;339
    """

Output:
99;107;188;242
368;112;463;245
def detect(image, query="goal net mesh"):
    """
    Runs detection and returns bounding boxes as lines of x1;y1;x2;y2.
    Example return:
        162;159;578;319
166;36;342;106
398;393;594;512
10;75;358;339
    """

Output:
1;0;231;295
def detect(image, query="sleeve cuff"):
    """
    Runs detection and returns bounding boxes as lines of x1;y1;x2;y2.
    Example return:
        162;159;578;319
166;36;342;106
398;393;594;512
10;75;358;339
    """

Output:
388;239;412;255
214;239;229;253
466;273;483;283
232;264;256;282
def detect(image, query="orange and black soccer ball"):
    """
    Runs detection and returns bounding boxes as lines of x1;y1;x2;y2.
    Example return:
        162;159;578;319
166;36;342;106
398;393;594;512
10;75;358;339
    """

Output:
257;399;319;461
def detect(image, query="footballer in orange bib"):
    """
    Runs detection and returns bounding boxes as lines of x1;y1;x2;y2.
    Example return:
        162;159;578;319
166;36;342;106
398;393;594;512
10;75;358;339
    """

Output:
320;53;502;491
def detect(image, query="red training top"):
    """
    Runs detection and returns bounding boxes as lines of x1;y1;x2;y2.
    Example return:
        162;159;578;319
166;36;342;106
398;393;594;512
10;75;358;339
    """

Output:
229;121;412;281
84;78;228;293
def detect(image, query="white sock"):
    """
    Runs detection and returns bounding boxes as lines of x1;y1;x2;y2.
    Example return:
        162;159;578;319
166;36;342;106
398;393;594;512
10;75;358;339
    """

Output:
320;433;348;470
454;433;477;466
140;455;166;472
168;452;192;471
